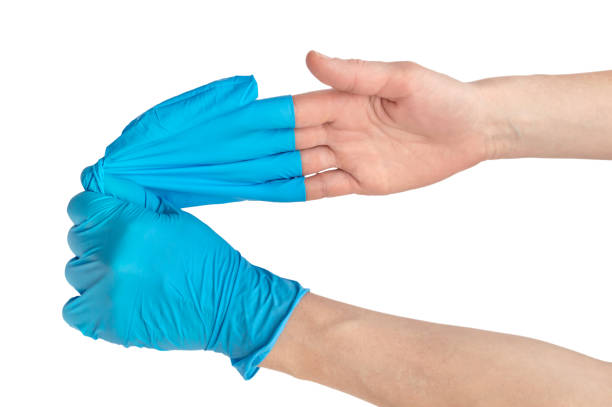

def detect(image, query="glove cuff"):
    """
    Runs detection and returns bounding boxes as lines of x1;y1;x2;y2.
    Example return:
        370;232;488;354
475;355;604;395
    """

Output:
208;261;308;380
232;283;308;380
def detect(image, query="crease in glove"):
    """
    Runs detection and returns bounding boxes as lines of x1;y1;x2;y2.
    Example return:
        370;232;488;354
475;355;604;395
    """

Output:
81;75;306;206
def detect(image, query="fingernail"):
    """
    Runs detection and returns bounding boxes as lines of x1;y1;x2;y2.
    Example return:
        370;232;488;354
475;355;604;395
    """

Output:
312;50;330;59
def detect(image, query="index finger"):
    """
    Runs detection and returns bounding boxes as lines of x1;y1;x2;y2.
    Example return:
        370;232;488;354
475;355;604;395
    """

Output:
67;191;117;225
292;89;348;128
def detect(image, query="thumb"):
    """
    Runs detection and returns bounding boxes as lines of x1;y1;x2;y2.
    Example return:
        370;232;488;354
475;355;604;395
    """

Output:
305;50;418;99
81;163;176;215
101;175;177;215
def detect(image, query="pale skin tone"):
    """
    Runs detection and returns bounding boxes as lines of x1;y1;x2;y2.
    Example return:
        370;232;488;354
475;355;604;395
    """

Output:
258;51;612;406
263;294;612;407
294;51;612;198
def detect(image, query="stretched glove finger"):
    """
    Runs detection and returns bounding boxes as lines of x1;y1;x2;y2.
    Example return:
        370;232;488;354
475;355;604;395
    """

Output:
156;75;257;132
106;76;258;156
214;94;295;134
156;75;256;111
107;149;301;192
99;98;295;170
152;176;306;207
237;177;305;202
101;127;296;171
213;127;296;161
169;150;302;184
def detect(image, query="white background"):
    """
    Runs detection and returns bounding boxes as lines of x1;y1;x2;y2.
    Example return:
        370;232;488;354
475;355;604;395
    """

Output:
1;1;611;406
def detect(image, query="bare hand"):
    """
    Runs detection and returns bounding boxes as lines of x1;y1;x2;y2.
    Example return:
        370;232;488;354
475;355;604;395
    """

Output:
295;51;491;200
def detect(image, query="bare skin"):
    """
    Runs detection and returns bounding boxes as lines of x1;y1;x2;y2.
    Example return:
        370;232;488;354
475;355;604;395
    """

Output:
262;294;612;407
258;52;612;405
295;51;612;199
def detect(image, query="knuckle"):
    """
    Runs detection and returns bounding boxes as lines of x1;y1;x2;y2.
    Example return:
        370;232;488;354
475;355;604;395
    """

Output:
320;123;331;144
347;58;367;67
321;146;336;167
320;176;330;198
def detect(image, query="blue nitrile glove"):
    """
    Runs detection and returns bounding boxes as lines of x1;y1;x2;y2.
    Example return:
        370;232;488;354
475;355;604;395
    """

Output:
62;180;308;379
81;75;305;207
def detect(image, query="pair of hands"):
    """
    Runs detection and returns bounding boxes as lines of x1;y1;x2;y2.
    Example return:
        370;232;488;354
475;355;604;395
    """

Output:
63;51;493;378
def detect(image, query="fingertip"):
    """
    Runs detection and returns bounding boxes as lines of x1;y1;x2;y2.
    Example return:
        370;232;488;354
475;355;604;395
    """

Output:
62;294;102;340
62;295;81;328
241;74;259;103
306;50;331;79
304;176;322;201
305;50;319;65
305;50;316;63
304;170;356;200
305;50;316;73
65;256;96;294
307;50;330;61
67;191;100;225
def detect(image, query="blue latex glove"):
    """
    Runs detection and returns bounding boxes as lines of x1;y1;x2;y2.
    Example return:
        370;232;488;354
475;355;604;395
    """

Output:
62;180;308;379
81;75;305;207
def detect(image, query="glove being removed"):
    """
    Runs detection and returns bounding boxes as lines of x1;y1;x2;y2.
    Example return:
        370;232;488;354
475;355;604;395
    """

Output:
63;183;308;379
81;75;305;206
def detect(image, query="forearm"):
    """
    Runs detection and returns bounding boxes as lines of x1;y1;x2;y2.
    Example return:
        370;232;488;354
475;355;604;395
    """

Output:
261;293;612;407
475;71;612;160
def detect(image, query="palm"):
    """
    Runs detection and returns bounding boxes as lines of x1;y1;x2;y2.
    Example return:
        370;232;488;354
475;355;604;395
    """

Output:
335;80;483;194
295;51;487;199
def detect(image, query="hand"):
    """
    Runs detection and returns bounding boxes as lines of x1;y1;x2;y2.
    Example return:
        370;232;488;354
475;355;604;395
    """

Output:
295;51;491;199
62;181;307;379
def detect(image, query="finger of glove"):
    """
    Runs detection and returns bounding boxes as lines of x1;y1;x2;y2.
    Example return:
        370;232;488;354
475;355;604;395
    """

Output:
243;176;306;202
211;95;295;134
92;174;177;214
65;256;105;294
110;96;296;164
91;95;295;190
106;76;258;157
212;127;297;162
172;150;302;184
154;75;258;133
67;191;122;225
79;168;177;216
67;224;98;258
115;150;303;199
62;287;111;341
161;176;306;207
102;127;297;173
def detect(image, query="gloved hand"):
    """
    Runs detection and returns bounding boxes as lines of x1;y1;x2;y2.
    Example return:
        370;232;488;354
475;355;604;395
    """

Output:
62;180;308;379
81;75;305;207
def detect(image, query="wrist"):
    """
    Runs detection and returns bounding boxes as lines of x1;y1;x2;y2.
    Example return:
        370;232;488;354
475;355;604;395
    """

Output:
471;76;529;160
258;292;322;377
260;293;352;379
